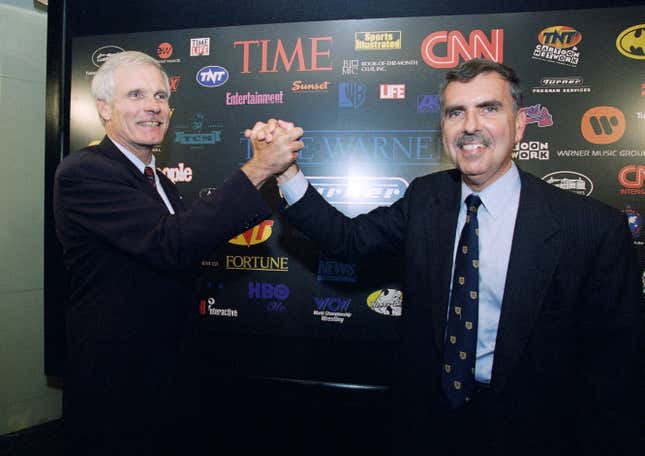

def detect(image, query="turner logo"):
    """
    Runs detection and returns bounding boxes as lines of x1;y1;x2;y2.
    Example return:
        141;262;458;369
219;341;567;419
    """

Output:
196;66;229;87
91;45;124;67
355;31;402;50
421;29;504;68
313;297;352;323
190;37;210;56
161;162;193;183
366;288;402;316
616;24;645;60
309;176;408;207
543;171;593;196
531;76;590;94
338;82;367;108
248;281;290;312
532;26;581;67
618;165;645;195
229;220;274;247
581;106;625;144
317;254;358;283
233;36;332;74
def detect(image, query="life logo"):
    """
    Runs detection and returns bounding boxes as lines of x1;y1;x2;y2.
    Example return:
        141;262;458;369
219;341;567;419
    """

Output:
229;220;274;247
580;106;625;144
91;45;124;67
420;29;503;68
537;26;582;49
366;288;402;316
309;176;408;207
196;65;229;87
616;24;645;60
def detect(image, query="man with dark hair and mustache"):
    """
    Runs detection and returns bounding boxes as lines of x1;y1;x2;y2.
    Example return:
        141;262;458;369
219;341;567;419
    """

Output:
249;59;641;454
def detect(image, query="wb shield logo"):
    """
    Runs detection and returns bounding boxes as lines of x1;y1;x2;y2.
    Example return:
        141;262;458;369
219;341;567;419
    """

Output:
339;82;367;108
196;66;229;87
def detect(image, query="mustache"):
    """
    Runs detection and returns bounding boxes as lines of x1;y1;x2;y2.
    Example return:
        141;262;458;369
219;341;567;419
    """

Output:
456;133;492;148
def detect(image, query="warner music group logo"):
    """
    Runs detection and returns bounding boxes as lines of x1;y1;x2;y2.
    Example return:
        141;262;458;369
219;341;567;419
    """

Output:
421;29;503;68
580;106;625;145
618;165;645;195
156;42;180;63
532;25;582;67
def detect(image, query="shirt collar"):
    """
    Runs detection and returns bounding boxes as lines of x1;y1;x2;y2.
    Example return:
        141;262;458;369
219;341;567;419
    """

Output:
460;161;521;219
108;137;156;174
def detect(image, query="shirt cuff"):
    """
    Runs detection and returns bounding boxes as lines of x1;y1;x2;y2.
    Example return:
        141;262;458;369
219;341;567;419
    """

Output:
278;169;308;205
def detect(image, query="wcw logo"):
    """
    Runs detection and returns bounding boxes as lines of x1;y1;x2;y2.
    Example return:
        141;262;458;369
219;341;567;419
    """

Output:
229;220;274;246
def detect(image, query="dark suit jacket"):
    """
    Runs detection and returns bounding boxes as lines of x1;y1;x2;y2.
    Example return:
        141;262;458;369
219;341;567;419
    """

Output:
284;167;641;454
53;137;271;454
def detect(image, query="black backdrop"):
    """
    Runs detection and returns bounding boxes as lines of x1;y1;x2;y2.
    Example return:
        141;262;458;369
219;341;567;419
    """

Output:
44;1;644;452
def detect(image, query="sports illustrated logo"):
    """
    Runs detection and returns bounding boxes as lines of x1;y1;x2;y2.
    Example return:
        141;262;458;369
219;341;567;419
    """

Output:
309;176;409;207
91;45;124;67
174;112;223;146
417;95;440;114
531;76;591;94
190;37;210;56
618;165;645;195
580;106;625;144
380;84;406;99
317;254;358;283
225;255;288;272
248;281;290;312
622;206;643;241
338;82;367;108
196;66;229;87
292;80;331;93
342;60;359;75
229;220;274;247
543;171;593;196
200;297;238;318
512;141;549;160
169;76;181;92
421;29;504;68
313;297;352;323
616;24;645;60
226;91;285;106
366;288;402;317
354;31;402;50
157;42;173;59
233;37;332;74
532;26;582;67
520;104;553;127
160;163;193;183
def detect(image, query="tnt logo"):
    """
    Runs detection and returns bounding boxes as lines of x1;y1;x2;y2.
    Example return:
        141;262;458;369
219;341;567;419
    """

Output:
537;26;582;49
229;220;274;247
157;42;173;59
339;82;367;108
581;106;625;144
196;66;229;87
380;84;406;99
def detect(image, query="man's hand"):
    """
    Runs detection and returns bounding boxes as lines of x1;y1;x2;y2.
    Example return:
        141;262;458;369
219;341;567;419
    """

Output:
241;119;303;188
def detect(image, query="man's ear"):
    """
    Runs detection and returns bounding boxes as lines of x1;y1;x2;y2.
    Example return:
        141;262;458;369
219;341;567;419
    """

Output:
514;108;527;144
97;99;111;122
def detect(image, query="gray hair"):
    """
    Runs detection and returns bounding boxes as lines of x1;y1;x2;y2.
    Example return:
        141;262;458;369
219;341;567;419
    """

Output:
90;50;170;102
439;58;522;113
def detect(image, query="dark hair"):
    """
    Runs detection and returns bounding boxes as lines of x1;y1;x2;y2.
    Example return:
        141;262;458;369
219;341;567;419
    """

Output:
439;58;522;113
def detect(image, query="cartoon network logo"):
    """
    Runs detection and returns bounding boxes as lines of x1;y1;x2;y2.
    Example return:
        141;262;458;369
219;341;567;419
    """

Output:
532;26;581;67
229;220;274;247
309;176;408;207
196;66;229;87
421;29;503;68
513;141;549;160
366;288;402;316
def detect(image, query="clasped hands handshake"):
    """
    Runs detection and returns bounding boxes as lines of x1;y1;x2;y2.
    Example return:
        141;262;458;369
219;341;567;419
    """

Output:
240;118;303;188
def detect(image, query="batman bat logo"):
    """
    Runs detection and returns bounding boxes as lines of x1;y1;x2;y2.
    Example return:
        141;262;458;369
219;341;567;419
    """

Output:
616;24;645;60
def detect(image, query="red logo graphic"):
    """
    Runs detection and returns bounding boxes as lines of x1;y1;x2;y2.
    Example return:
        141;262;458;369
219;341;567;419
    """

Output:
641;81;644;96
229;220;275;246
618;165;645;195
157;42;173;59
379;84;406;99
421;29;503;68
580;106;625;144
169;76;180;92
234;37;332;74
199;300;206;315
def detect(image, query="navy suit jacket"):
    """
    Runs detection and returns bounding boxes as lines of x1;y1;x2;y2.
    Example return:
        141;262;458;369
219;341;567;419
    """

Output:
53;137;271;454
284;167;641;454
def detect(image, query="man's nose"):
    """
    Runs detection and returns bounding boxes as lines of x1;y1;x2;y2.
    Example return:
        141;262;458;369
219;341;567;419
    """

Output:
463;110;480;133
143;96;162;113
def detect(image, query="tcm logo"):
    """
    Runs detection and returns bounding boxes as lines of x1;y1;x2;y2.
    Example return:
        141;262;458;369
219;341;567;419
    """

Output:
309;176;408;206
233;37;332;74
91;45;124;67
622;206;643;240
160;163;193;183
366;288;402;317
196;66;229;87
380;84;406;99
618;165;645;195
543;171;593;196
229;220;274;247
616;24;645;60
190;37;210;56
581;106;625;144
338;82;367;108
169;76;180;92
421;29;503;68
317;254;358;283
521;104;553;127
157;42;173;59
355;31;402;50
417;95;440;114
292;80;331;93
537;26;582;49
513;141;549;160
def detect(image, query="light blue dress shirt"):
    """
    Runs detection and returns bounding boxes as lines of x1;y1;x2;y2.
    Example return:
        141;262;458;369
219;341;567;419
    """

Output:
279;163;522;384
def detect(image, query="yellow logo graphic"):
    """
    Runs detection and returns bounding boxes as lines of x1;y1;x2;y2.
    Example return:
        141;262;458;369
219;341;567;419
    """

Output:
616;24;645;60
229;220;274;247
537;26;582;49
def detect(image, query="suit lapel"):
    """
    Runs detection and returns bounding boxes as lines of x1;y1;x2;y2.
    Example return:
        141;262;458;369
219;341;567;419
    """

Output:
490;171;561;392
157;172;185;213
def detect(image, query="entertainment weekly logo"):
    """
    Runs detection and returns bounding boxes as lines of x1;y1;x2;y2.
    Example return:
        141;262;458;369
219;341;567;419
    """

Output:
226;91;284;105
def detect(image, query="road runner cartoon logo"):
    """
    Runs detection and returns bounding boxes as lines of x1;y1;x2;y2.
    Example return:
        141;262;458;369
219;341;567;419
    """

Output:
366;288;402;316
616;24;645;60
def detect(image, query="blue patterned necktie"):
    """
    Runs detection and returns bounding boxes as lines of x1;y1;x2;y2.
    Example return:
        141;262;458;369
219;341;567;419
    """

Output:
442;194;482;408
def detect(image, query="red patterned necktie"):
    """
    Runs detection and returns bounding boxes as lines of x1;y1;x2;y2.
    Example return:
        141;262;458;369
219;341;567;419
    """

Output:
144;166;156;187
